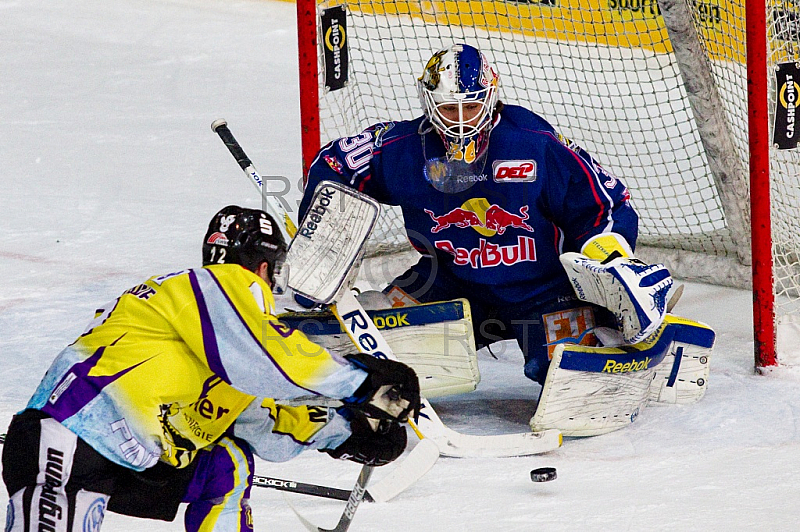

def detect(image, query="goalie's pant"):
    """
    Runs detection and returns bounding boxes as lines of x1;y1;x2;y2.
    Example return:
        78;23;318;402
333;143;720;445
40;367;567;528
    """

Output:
386;256;616;385
2;409;254;532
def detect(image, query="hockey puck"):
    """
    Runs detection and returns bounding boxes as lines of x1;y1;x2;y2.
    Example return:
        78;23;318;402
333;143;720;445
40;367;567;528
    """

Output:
530;467;557;482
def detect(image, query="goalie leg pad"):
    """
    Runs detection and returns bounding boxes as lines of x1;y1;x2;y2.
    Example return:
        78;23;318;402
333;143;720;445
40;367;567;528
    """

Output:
648;315;715;405
530;320;675;437
279;299;480;398
560;252;673;344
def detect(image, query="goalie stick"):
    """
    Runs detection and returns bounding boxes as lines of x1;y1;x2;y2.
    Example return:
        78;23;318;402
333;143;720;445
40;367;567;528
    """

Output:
212;121;432;530
333;289;563;458
211;119;563;457
211;119;297;243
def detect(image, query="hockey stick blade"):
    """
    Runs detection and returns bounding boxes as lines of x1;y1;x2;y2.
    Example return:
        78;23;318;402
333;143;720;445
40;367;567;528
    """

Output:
286;465;374;532
416;405;563;458
365;438;438;502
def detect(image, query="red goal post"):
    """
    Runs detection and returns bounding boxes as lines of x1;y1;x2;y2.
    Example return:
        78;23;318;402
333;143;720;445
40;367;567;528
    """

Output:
294;0;800;370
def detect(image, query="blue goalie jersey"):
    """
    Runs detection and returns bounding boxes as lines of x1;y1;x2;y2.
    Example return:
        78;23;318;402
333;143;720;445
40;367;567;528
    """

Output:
301;105;638;305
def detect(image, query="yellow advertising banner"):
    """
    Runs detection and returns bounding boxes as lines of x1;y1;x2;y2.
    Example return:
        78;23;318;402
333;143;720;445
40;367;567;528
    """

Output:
345;0;746;62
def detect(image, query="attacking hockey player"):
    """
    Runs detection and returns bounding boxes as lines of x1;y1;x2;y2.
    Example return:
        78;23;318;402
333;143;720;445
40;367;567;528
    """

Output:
1;205;420;532
298;43;714;436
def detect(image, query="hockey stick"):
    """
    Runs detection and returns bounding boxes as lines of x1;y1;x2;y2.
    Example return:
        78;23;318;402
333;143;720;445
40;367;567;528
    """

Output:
211;120;561;459
253;475;372;503
0;433;363;502
211;119;297;242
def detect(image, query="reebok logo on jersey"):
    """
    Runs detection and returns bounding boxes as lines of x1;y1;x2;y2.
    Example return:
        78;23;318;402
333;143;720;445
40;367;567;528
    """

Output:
492;160;537;182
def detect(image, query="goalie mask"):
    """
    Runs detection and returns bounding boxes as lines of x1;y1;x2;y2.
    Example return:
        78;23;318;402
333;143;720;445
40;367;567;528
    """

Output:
418;43;499;167
203;205;288;292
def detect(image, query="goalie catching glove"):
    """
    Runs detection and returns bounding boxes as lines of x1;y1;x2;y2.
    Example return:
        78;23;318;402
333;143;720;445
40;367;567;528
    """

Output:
560;251;673;344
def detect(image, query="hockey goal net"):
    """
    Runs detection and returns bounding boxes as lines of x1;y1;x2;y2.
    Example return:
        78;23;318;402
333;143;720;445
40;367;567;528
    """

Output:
295;0;800;367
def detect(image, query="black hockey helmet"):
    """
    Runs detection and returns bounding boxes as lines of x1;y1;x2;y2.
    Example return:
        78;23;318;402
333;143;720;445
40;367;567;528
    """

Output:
202;205;287;281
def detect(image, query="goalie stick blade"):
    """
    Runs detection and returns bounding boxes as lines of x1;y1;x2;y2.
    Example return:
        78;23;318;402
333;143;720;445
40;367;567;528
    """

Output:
428;427;563;458
366;438;439;503
416;406;563;458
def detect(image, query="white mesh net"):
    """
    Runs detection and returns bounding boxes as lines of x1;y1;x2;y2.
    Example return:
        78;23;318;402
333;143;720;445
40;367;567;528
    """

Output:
309;0;800;335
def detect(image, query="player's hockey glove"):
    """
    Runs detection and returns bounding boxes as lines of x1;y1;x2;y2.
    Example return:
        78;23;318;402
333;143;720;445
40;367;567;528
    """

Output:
560;251;673;344
324;409;407;466
343;353;421;424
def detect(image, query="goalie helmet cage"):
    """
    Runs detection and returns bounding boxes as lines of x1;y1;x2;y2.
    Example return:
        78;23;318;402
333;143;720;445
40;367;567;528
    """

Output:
294;0;800;370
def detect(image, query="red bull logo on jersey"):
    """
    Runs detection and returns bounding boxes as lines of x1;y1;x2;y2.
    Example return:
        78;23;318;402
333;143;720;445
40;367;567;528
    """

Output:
206;232;229;246
323;154;344;175
425;200;534;236
435;236;536;268
424;208;483;232
484;205;534;234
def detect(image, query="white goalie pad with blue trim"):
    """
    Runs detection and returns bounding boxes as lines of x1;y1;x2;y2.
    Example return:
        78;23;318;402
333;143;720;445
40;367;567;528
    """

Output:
279;299;480;398
530;314;714;437
649;316;715;404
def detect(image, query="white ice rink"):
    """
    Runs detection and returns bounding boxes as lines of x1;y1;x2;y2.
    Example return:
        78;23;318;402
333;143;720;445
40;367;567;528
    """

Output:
2;0;799;530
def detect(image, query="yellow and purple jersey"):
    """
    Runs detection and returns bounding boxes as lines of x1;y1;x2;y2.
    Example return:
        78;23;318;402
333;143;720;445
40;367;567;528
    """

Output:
27;264;366;470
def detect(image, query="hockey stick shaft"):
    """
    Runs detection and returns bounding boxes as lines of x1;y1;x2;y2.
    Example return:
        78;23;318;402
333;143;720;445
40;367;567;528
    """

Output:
283;466;373;532
0;433;365;502
322;465;373;532
253;474;374;503
212;120;381;530
211;119;298;241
